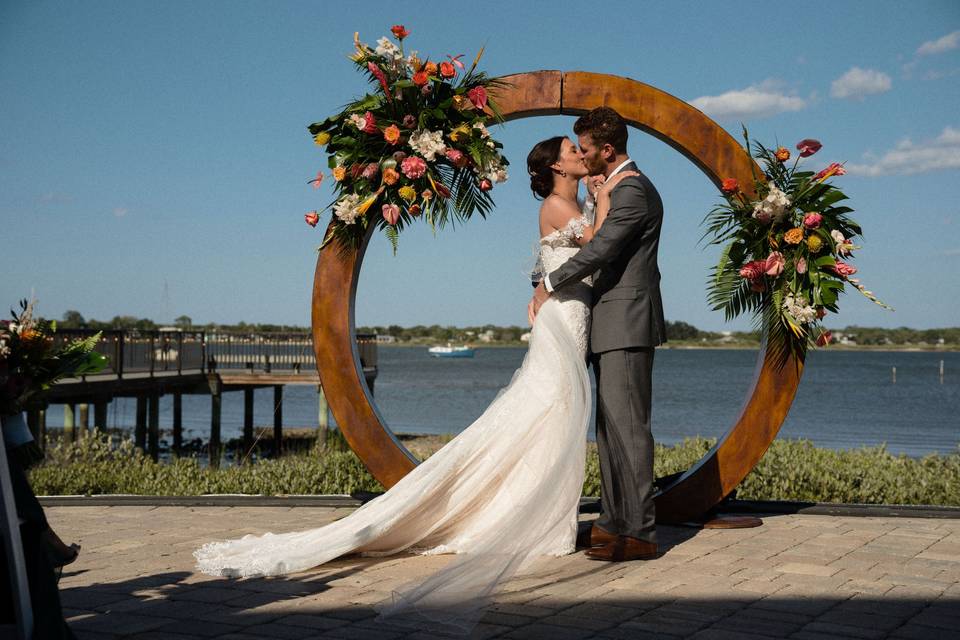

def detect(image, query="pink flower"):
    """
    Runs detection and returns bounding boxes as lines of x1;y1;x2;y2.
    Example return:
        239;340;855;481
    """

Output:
796;139;822;157
796;257;807;274
803;212;822;229
309;171;324;189
381;203;400;225
739;260;766;281
467;86;488;110
304;211;319;227
831;261;858;278
361;111;378;134
479;178;493;191
764;251;785;277
400;156;427;179
814;162;846;182
402;114;416;128
367;62;391;100
362;164;379;181
444;148;469;168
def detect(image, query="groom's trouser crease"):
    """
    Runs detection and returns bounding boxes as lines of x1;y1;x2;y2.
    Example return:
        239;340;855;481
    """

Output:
592;347;656;543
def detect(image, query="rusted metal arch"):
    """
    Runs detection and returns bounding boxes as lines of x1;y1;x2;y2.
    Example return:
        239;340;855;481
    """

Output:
311;70;803;524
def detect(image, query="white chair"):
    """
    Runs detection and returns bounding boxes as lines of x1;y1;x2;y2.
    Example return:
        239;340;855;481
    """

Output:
0;422;33;640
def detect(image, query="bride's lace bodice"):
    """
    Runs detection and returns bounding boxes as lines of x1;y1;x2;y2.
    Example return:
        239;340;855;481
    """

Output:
538;214;592;356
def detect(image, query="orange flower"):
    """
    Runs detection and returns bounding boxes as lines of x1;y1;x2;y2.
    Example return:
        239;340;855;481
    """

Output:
390;24;409;40
382;167;400;185
413;70;429;87
424;61;438;76
332;166;347;182
383;124;401;145
784;228;805;245
439;61;455;78
775;147;791;162
720;178;739;194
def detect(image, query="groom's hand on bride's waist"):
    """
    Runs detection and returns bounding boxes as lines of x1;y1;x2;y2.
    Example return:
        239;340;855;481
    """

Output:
528;281;551;324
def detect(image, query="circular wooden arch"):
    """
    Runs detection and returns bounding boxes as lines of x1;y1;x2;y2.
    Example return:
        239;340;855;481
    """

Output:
311;71;803;524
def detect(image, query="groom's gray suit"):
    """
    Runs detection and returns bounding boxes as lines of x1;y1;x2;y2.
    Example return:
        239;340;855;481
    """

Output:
545;161;666;543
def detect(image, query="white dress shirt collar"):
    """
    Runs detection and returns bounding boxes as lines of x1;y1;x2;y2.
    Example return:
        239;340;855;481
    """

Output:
606;158;635;181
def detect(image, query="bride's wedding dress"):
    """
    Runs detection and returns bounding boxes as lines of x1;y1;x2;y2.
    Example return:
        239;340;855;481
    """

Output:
194;214;594;628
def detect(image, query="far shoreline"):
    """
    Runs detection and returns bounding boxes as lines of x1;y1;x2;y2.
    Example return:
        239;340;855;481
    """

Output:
378;342;960;353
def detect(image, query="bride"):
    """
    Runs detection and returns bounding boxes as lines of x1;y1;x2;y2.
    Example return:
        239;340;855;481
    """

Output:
194;136;636;628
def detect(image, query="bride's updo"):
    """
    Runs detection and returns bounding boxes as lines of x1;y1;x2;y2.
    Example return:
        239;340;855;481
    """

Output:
527;136;565;200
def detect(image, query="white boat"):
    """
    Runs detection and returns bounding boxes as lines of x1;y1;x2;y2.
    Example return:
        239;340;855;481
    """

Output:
428;344;475;358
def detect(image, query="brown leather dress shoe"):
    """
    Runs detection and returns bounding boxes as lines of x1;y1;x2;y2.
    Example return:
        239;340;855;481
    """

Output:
584;535;658;562
590;524;618;548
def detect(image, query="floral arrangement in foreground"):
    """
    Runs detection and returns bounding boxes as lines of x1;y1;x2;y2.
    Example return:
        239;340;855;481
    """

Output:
703;132;890;366
305;25;509;252
1;299;108;417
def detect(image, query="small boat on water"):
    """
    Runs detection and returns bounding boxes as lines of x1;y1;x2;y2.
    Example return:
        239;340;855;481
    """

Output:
428;344;475;358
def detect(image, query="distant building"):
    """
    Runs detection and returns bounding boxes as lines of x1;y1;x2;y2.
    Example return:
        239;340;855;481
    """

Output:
376;334;397;343
479;330;496;343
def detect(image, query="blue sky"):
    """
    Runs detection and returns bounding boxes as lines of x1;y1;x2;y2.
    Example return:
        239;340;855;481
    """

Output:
2;1;958;331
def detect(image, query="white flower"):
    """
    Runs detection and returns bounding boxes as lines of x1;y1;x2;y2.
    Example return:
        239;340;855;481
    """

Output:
408;129;446;162
375;37;403;61
348;114;366;130
478;158;508;183
831;229;853;255
783;294;817;324
333;194;362;225
472;122;490;138
752;183;791;223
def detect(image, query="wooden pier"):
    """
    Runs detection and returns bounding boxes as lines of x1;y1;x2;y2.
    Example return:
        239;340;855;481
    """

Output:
31;330;377;467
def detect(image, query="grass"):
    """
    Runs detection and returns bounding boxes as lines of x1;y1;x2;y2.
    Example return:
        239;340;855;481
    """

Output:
30;429;960;506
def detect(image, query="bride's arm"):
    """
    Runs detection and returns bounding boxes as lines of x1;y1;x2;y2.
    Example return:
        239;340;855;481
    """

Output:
592;171;639;234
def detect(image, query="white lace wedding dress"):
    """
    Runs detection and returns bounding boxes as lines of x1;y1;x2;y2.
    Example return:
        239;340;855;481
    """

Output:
194;214;594;630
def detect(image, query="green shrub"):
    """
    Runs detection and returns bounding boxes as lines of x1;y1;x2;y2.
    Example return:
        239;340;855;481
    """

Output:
30;430;960;506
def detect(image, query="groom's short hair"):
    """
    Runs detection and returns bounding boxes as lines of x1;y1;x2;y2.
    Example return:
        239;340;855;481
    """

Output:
574;107;628;154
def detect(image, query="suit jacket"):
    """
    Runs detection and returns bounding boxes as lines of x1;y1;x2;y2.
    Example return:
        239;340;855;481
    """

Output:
546;162;667;353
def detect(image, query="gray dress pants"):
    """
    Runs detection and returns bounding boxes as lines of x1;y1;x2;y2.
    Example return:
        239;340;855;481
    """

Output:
591;347;656;543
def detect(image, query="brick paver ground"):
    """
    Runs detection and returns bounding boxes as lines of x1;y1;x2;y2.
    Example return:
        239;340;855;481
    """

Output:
47;506;960;639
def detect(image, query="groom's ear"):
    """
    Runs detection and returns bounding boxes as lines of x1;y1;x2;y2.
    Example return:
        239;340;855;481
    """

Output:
601;143;617;162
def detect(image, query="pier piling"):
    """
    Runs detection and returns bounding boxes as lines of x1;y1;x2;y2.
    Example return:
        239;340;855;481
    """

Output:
148;391;160;462
135;396;147;449
172;393;182;453
273;385;283;456
243;388;254;459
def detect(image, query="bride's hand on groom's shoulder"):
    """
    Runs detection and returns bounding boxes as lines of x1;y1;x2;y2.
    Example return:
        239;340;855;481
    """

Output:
598;171;639;200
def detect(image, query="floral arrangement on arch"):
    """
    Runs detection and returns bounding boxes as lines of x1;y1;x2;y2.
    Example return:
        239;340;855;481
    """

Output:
304;25;509;252
703;131;890;366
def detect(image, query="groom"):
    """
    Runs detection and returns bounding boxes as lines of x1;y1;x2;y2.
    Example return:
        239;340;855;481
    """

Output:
530;106;666;561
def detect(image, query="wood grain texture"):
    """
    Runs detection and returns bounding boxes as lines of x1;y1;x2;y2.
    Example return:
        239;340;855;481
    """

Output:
311;71;803;521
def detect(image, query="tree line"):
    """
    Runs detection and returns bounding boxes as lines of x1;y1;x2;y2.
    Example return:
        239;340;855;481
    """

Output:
54;311;960;346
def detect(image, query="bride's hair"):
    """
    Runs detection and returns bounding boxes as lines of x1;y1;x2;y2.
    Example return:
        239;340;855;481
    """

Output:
527;136;566;200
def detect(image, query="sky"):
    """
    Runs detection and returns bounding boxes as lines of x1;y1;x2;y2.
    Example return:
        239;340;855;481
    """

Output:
2;1;958;332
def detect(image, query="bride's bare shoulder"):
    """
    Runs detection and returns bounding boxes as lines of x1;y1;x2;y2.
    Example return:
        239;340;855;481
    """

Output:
539;195;582;235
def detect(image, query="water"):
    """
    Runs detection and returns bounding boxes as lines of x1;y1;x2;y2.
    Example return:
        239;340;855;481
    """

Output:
53;348;959;457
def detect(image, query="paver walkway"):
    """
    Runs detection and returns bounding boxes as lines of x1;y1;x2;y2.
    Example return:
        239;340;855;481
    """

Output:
48;505;960;639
